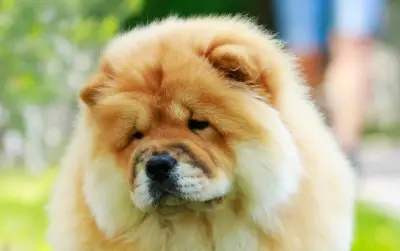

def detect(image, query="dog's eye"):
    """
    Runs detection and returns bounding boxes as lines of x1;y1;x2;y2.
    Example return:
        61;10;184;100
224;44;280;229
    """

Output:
132;131;144;140
188;119;209;131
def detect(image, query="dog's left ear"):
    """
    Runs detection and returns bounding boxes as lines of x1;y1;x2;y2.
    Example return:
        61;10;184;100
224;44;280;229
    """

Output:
207;44;257;82
206;43;274;101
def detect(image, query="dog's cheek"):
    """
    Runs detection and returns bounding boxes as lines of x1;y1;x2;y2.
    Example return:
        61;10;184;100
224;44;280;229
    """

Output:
232;114;303;231
234;142;302;232
82;157;142;237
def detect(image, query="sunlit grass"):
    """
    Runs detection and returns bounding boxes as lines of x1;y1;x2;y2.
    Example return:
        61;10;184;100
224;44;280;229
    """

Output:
0;169;57;251
353;203;400;251
0;169;399;250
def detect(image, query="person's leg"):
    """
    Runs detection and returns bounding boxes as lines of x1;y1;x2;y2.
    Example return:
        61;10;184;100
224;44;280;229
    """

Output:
324;0;387;169
273;0;325;99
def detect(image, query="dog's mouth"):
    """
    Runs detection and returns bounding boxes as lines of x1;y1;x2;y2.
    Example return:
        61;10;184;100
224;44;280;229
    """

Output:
132;162;231;214
147;174;225;215
154;194;224;216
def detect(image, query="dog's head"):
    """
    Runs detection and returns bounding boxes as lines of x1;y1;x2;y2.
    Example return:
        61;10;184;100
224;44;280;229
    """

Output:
79;16;304;220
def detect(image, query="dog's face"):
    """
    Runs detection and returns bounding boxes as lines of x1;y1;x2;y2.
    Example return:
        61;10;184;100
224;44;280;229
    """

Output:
80;17;302;217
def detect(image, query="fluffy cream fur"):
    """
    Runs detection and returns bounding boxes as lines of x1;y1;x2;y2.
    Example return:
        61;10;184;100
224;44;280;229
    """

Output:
47;15;355;251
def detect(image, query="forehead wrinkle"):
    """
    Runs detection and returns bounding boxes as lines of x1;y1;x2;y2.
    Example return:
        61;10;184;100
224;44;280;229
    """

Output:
149;98;188;125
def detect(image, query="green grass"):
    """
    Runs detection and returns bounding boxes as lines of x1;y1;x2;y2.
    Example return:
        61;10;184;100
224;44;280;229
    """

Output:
353;203;400;251
0;170;400;250
363;124;400;140
0;169;57;251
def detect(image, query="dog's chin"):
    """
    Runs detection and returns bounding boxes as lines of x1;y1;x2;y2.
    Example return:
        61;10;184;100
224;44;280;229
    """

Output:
138;194;225;216
157;197;225;216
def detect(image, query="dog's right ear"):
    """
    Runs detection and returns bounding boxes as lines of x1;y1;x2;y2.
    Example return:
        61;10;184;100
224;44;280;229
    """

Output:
80;61;115;106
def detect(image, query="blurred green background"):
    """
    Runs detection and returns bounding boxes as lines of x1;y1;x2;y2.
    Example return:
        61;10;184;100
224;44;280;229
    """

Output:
1;0;400;250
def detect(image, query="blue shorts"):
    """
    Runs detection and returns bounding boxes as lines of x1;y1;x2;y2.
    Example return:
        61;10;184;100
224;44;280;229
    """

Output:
273;0;387;52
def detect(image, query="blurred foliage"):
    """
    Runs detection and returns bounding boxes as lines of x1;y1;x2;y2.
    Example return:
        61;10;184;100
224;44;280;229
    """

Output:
0;170;400;250
0;0;143;133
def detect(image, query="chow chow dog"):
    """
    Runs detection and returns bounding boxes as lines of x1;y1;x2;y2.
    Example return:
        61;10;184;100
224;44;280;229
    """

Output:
47;15;355;251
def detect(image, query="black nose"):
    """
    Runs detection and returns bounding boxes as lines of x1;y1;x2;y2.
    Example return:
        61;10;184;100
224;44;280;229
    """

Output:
146;155;177;183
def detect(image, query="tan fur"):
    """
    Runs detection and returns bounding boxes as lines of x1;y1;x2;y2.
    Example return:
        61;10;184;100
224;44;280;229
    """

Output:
47;16;355;251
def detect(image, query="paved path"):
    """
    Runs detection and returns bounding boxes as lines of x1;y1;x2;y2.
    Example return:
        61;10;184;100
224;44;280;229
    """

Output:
358;142;400;217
